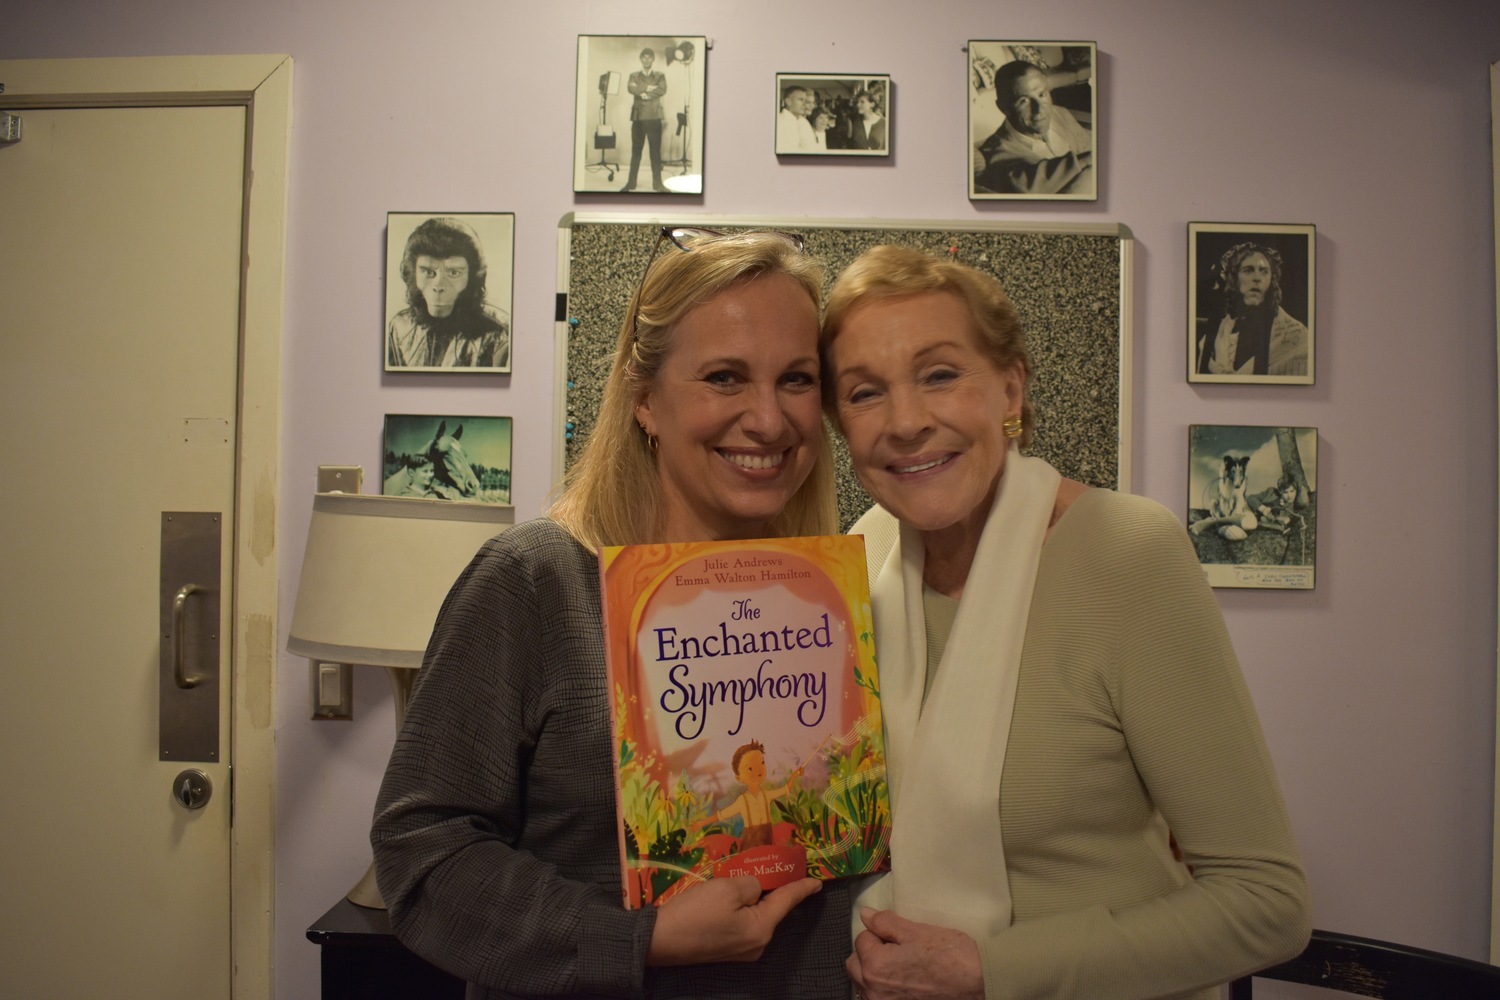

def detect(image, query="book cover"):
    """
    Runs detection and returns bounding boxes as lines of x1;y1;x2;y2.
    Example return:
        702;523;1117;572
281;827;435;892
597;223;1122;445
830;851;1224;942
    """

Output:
599;534;890;909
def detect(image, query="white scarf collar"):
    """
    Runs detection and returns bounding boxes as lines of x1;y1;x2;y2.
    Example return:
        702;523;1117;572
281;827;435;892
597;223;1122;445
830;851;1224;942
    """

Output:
854;448;1060;941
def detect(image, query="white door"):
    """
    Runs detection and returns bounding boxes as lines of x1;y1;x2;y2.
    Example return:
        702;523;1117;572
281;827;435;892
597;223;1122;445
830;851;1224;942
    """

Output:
0;103;245;997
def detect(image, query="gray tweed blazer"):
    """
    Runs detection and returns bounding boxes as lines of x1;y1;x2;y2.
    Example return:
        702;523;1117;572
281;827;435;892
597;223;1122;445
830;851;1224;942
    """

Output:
372;518;853;999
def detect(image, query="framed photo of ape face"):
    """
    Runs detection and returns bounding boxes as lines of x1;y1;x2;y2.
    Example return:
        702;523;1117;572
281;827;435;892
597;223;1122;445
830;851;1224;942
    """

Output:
773;73;892;156
382;414;513;504
968;40;1096;201
1188;222;1316;385
1187;424;1318;590
384;212;515;373
574;34;707;195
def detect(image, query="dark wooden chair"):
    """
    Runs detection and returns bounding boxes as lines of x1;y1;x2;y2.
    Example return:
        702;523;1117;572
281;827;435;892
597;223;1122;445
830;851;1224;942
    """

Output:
1229;928;1500;998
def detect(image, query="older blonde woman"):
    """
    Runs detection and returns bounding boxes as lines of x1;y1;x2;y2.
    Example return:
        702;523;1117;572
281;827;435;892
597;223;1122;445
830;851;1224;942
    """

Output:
822;245;1310;1000
374;228;852;999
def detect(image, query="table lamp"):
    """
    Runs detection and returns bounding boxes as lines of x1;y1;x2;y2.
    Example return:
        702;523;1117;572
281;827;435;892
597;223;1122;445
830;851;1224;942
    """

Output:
287;490;514;907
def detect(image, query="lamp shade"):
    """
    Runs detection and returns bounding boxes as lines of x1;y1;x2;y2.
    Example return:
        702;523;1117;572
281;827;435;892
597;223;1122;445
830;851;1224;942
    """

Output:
287;493;514;669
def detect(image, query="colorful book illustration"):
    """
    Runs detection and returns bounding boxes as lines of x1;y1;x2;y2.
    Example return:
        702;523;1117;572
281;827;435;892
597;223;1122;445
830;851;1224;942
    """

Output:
599;535;890;909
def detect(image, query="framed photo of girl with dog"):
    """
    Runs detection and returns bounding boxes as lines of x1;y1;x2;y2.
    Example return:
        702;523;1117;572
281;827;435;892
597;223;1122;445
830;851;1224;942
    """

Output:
1187;425;1317;589
382;414;513;505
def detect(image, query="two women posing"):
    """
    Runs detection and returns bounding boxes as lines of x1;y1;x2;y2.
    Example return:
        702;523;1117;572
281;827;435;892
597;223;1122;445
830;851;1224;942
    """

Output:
373;231;1310;1000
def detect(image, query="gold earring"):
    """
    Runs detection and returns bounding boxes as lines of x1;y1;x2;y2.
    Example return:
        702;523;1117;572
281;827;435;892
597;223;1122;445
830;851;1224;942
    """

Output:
1003;415;1023;440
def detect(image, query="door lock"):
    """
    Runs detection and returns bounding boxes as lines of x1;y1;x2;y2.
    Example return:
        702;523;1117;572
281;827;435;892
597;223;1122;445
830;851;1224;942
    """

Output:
173;769;212;810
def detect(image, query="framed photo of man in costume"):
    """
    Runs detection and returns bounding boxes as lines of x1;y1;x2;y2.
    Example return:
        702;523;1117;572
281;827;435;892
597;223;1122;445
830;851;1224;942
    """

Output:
773;73;892;157
574;34;706;195
384;212;515;373
968;40;1096;201
1188;222;1316;385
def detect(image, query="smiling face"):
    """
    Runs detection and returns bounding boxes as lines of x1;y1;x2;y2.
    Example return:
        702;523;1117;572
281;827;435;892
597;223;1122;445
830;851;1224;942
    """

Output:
415;254;470;318
1235;251;1273;307
635;273;823;542
829;291;1024;552
1001;67;1052;136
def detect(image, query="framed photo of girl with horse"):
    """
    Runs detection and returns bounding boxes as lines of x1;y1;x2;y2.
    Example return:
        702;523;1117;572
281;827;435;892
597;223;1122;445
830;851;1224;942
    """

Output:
384;212;515;373
1187;424;1317;590
382;414;513;504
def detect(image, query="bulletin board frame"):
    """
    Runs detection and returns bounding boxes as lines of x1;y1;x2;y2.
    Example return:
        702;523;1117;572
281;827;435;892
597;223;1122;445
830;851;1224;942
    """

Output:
554;213;1133;530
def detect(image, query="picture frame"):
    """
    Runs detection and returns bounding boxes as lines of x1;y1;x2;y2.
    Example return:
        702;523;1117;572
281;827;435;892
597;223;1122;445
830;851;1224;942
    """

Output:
968;41;1096;201
574;34;706;195
773;73;891;156
384;212;514;373
382;414;514;504
1188;222;1316;384
1187;424;1317;590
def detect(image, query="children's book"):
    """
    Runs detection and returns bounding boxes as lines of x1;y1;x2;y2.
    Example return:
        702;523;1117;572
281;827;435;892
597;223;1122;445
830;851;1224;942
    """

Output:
599;534;890;909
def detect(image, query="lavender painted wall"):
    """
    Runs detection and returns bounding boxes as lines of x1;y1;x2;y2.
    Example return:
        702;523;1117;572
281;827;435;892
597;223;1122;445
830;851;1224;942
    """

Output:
5;0;1498;995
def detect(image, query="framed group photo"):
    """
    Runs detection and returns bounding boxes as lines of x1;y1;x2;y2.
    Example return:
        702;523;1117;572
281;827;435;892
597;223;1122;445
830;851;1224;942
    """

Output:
968;40;1096;201
384;212;514;373
1188;222;1316;384
382;414;513;504
1187;424;1318;590
574;34;706;195
773;73;891;156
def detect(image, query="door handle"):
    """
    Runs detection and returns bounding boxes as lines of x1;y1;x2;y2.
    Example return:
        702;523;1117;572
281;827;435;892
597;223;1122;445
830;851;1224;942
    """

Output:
172;584;203;689
160;512;221;762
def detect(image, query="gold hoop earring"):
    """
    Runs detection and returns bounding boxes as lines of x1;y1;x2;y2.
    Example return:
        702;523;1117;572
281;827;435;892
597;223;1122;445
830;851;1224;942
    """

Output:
1003;415;1023;440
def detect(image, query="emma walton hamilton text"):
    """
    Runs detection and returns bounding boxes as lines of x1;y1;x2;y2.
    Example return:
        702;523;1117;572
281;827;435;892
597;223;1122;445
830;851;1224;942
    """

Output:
673;554;813;587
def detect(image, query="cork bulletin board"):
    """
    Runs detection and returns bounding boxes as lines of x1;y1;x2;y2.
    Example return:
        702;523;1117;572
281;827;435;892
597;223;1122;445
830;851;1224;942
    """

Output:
554;213;1132;531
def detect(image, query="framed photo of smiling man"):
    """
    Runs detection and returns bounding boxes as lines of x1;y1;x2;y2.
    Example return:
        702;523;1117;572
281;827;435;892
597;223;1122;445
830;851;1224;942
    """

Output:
968;40;1096;200
384;211;515;373
1188;222;1315;385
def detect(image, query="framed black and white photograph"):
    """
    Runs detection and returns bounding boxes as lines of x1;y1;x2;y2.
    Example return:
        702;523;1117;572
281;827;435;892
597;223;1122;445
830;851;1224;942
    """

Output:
384;212;514;373
968;41;1096;200
382;414;513;504
1187;425;1317;590
1188;222;1316;384
574;34;706;195
773;73;891;156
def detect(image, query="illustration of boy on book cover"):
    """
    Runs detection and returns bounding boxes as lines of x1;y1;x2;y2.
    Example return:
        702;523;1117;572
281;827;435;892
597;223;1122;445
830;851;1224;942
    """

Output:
599;535;890;909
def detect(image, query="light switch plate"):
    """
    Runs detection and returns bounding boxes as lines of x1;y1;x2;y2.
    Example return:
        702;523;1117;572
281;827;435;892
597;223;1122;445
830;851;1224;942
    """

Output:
311;661;353;720
317;465;363;494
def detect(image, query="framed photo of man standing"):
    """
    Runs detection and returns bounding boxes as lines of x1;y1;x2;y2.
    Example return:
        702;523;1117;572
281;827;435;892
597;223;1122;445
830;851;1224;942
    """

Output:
1188;223;1316;385
968;40;1096;201
574;34;706;195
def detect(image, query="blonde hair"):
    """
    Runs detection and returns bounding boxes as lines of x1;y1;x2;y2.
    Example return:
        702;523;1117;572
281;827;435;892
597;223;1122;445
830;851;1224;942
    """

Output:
550;230;836;549
820;244;1035;446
